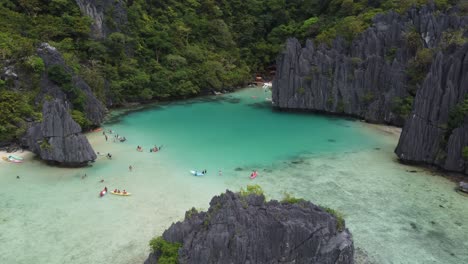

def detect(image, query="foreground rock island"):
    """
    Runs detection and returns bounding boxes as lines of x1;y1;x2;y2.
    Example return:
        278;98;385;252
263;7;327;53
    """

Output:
145;189;354;264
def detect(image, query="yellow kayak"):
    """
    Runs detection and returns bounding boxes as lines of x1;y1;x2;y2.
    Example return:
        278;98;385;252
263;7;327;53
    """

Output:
110;191;131;196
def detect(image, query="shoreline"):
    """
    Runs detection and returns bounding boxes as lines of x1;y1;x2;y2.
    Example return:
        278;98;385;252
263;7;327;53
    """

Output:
360;122;402;139
0;149;33;159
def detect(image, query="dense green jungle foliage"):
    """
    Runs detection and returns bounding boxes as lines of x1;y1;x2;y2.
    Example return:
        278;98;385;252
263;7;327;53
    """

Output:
0;0;466;142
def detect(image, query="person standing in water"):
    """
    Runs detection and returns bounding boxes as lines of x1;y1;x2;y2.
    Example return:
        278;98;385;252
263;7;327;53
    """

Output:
129;165;133;171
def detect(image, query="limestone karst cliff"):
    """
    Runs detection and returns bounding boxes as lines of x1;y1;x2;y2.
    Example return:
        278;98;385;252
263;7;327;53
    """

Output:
26;99;97;166
36;43;107;126
145;190;354;264
74;0;128;39
273;5;467;173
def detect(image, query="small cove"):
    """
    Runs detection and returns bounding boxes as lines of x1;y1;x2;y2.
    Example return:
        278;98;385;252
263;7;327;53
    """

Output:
1;88;467;264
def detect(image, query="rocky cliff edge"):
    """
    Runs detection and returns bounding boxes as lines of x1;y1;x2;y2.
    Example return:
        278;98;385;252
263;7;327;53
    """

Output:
26;99;96;166
145;190;354;264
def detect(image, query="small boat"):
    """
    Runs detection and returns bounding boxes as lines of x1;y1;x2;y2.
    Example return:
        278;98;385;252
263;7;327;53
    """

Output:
93;128;103;132
99;188;107;197
190;170;204;176
250;172;258;179
110;191;131;196
2;156;22;163
8;155;23;161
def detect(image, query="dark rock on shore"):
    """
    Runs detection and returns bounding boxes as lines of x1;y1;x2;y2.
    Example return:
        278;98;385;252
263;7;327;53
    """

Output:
459;182;468;193
36;43;107;126
395;43;468;174
26;99;96;167
145;190;354;264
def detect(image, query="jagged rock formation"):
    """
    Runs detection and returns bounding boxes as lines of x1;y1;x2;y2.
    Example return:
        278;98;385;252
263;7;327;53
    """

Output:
75;0;128;39
26;99;96;166
273;5;468;174
36;43;106;125
145;191;354;264
460;182;468;193
273;5;467;126
396;43;468;174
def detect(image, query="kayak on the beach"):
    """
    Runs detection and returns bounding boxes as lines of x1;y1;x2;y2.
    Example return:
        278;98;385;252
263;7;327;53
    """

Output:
93;128;103;132
110;191;131;196
2;156;23;163
8;155;23;161
190;170;204;176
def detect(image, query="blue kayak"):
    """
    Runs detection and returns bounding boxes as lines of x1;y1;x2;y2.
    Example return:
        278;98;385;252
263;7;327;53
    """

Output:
190;170;204;176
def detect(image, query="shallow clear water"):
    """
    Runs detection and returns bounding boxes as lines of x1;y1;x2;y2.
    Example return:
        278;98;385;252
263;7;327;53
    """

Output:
1;88;467;264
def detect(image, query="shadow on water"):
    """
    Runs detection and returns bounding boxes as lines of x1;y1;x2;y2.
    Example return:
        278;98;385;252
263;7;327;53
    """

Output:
104;95;241;125
247;101;272;109
105;91;361;127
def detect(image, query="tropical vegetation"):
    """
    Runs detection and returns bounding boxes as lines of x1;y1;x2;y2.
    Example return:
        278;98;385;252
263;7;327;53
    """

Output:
0;0;466;142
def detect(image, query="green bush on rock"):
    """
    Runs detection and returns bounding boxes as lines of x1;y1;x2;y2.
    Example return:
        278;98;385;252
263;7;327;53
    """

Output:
463;147;468;160
239;184;264;197
392;96;414;118
281;192;306;204
149;236;181;264
71;110;91;129
48;65;72;86
320;206;345;232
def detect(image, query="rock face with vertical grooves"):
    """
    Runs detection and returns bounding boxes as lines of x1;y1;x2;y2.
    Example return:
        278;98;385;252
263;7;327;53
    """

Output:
273;5;467;174
26;99;96;167
36;43;107;126
74;0;128;39
144;191;354;264
396;43;468;174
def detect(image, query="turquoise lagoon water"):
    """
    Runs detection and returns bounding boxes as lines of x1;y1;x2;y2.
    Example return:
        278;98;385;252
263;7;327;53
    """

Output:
1;88;467;264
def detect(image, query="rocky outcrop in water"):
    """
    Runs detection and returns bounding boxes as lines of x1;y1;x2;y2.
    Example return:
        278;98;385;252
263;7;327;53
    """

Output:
273;5;468;174
75;0;128;39
273;5;467;126
395;43;468;174
36;43;106;126
145;190;354;264
26;99;96;166
460;182;468;193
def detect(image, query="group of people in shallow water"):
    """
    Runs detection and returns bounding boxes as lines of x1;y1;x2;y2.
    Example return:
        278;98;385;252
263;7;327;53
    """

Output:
98;128;258;180
136;145;163;152
103;130;126;143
